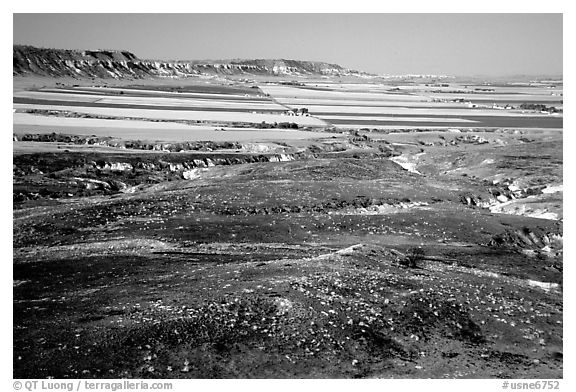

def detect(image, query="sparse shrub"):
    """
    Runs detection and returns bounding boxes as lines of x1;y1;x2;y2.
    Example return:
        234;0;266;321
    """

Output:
401;247;425;268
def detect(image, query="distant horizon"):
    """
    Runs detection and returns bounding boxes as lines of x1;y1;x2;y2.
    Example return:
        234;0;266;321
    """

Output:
13;14;563;78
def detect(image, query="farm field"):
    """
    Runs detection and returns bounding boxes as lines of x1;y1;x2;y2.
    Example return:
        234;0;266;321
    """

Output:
13;83;335;143
13;76;563;379
259;83;562;130
13;80;563;143
13;118;338;142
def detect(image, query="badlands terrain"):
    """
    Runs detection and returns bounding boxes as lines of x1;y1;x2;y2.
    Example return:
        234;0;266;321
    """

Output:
13;47;563;378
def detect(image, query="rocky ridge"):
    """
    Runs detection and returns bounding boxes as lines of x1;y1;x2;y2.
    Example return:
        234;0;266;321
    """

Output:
13;45;373;79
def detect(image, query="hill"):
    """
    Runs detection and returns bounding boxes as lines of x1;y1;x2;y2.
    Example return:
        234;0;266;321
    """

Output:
13;45;373;79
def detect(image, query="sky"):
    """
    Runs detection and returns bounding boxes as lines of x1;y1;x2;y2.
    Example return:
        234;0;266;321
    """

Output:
13;13;563;77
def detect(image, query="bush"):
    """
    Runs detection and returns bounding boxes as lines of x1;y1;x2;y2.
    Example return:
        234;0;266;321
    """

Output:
401;247;425;268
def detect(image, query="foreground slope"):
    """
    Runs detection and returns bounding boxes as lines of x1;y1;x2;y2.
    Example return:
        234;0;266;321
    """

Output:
13;127;562;378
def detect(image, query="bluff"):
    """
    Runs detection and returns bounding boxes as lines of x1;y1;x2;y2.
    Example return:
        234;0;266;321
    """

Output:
13;45;373;79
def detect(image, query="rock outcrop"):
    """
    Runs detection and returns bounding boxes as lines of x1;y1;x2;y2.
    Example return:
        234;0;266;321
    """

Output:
13;45;373;79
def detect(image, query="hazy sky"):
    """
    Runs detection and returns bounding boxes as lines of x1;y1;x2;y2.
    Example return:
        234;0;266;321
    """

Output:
13;13;562;76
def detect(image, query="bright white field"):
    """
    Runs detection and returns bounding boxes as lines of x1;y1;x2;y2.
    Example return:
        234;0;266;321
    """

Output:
388;85;562;95
275;98;467;108
463;86;563;95
72;86;269;100
331;123;563;132
389;85;469;92
13;105;327;127
259;85;429;101
262;85;563;104
95;97;283;110
321;83;563;96
302;84;409;93
13;114;337;142
426;92;562;102
299;83;468;94
14;91;286;111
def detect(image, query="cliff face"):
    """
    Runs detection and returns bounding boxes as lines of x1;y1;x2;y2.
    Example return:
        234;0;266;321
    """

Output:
13;45;373;79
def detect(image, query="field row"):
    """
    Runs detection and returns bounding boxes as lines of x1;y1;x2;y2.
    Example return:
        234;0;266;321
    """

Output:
13;81;564;144
13;85;332;142
13;114;337;142
259;84;563;130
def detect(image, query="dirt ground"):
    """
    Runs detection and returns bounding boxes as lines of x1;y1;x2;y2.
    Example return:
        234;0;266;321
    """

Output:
13;125;562;378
